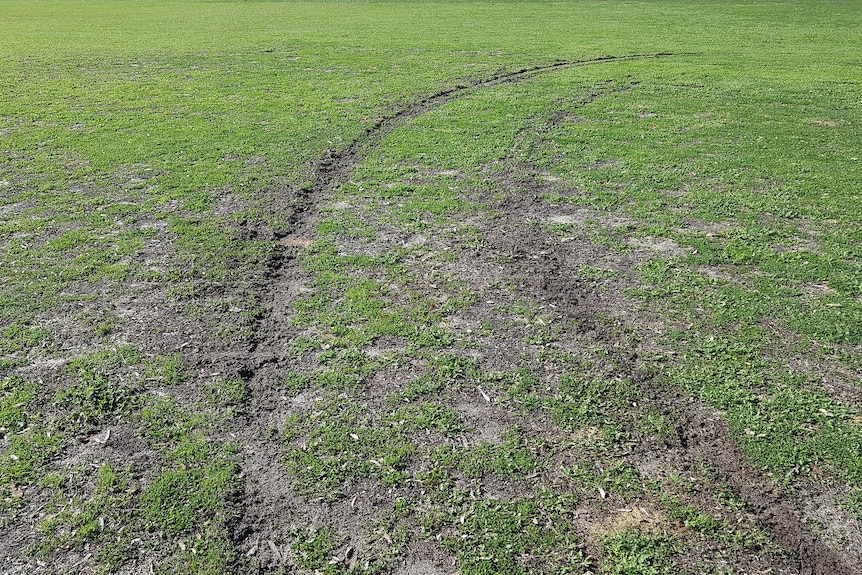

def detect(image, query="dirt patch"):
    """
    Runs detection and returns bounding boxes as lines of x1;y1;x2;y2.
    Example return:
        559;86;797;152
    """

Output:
627;236;690;257
802;282;836;297
544;210;635;229
455;400;507;445
393;559;453;575
800;489;862;566
393;544;456;575
697;264;737;282
589;505;669;536
0;201;25;217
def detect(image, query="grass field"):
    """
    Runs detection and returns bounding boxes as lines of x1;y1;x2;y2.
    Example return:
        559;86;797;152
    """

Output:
1;1;861;573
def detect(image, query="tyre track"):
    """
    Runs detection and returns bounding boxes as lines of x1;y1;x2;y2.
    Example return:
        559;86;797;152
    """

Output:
229;52;686;571
281;52;683;236
230;51;857;575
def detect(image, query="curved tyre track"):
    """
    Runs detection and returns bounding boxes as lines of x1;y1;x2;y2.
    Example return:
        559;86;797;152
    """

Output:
285;52;682;227
231;51;858;574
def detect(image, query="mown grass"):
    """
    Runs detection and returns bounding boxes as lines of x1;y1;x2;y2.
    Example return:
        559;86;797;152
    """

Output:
1;0;861;573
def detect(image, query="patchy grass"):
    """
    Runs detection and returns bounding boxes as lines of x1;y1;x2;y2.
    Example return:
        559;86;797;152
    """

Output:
2;0;861;573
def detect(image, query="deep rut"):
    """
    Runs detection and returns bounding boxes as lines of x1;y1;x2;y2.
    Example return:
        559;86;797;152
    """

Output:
226;51;858;574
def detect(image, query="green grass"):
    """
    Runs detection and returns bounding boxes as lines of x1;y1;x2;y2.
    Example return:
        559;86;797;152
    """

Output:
282;394;421;496
58;345;142;426
433;429;538;480
600;530;681;575
1;0;861;572
443;497;586;575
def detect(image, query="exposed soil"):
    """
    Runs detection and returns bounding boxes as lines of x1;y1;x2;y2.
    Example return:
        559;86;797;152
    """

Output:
223;52;689;568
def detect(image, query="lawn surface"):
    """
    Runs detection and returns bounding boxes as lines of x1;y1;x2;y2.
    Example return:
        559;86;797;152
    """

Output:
1;1;861;573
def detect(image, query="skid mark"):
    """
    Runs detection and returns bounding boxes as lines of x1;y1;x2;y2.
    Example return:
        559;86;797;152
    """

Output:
284;52;685;233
